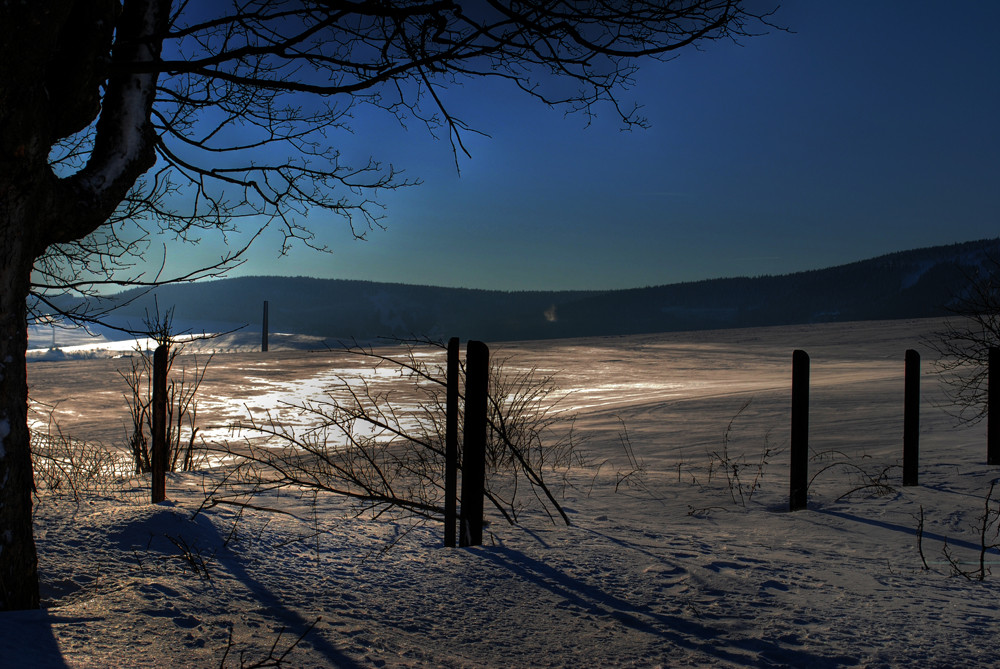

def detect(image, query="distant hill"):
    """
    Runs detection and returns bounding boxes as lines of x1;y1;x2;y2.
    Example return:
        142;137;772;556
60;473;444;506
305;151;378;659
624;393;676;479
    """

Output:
41;238;1000;343
545;238;1000;338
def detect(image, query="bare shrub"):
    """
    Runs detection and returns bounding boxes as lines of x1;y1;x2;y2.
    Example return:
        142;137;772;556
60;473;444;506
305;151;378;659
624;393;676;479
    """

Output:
926;255;1000;424
30;417;140;504
608;417;649;495
938;478;1000;581
915;505;931;571
705;399;775;507
120;344;212;475
808;449;898;502
693;399;776;511
208;339;578;530
219;617;320;669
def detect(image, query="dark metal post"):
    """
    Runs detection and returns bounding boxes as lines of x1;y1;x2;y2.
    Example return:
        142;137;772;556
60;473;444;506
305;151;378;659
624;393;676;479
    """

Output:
459;340;489;547
151;345;169;503
903;349;920;486
990;347;1000;465
444;337;459;548
789;349;809;511
262;300;269;352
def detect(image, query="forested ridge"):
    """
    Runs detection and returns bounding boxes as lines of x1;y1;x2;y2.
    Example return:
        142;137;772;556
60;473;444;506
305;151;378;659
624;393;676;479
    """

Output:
48;238;1000;342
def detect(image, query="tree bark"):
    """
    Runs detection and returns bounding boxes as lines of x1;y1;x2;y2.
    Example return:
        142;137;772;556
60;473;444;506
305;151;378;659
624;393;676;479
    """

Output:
0;216;40;610
0;0;169;610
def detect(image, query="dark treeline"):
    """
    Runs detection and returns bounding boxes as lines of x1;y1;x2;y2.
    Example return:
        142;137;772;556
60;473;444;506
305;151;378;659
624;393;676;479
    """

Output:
40;238;1000;343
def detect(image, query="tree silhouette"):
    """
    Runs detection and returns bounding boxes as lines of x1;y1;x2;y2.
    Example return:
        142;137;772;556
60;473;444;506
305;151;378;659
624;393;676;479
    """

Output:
0;0;774;609
929;255;1000;425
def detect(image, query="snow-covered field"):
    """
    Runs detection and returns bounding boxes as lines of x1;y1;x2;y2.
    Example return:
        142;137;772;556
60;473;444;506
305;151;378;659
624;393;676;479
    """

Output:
8;317;1000;667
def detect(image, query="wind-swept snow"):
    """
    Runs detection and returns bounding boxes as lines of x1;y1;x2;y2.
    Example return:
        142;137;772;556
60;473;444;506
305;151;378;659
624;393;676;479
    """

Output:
7;317;1000;667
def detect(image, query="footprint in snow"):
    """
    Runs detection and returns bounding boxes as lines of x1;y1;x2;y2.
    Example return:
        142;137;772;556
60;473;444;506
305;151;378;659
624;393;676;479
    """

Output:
759;579;790;592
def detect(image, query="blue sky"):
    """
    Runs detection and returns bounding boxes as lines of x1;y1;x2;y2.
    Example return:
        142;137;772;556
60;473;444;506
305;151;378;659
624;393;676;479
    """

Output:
175;2;999;291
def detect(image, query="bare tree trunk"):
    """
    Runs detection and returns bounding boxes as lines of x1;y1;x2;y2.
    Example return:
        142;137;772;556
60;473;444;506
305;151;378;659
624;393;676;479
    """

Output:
0;224;40;610
0;0;166;606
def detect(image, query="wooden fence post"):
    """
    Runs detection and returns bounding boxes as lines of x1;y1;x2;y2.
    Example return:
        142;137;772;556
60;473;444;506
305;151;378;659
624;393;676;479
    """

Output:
460;340;489;547
151;344;169;503
789;349;809;511
262;300;269;352
903;349;920;486
444;337;459;548
990;347;1000;466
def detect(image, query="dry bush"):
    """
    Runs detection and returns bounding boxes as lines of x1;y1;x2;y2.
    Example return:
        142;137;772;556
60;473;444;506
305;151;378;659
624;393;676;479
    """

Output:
705;400;775;507
218;618;320;669
208;340;579;529
937;478;1000;581
31;425;142;504
120;344;212;475
807;449;898;502
683;400;777;515
926;255;1000;425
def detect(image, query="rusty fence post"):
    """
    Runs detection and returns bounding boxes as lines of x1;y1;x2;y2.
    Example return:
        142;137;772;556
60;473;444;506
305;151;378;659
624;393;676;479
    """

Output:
990;347;1000;466
903;349;920;486
444;337;459;548
262;300;269;352
789;349;809;511
459;340;489;547
151;344;169;503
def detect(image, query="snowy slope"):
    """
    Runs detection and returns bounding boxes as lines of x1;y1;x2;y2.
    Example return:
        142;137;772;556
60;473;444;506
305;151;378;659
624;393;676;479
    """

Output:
8;317;1000;667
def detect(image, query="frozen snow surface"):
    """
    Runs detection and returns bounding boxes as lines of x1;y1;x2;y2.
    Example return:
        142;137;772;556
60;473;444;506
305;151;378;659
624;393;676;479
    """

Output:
8;317;1000;667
